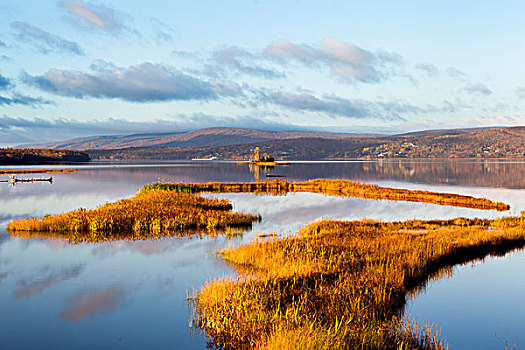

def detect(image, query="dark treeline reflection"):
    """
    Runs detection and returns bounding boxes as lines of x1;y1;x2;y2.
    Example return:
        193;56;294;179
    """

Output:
81;160;525;189
283;160;525;189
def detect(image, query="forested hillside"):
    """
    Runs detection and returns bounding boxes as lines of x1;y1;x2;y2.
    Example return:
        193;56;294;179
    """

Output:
23;127;376;150
0;148;90;165
87;127;525;160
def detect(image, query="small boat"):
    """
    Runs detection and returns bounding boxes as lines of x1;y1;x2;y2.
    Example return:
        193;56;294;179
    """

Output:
265;174;286;178
192;156;218;161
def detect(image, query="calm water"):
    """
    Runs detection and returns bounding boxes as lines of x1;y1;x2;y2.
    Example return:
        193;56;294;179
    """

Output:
406;250;525;349
1;160;525;349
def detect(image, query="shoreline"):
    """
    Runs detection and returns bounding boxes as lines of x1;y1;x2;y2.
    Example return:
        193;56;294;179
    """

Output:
0;168;82;174
197;215;525;349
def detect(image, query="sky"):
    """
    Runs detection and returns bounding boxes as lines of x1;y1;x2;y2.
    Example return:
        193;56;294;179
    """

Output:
0;0;524;146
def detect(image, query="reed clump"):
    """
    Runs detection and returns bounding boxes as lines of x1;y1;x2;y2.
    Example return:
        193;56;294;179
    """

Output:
196;213;525;349
7;189;260;240
146;179;510;211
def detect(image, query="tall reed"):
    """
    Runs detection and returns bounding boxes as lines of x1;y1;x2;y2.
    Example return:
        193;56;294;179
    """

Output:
7;189;260;240
197;213;525;349
146;179;510;211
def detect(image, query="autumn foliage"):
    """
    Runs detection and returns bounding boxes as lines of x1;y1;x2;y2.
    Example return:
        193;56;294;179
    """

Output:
146;179;510;211
197;214;525;349
0;148;90;164
7;189;260;241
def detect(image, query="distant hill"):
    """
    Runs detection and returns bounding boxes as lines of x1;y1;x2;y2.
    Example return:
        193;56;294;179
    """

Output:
394;127;495;138
17;125;525;160
86;126;525;160
21;127;380;150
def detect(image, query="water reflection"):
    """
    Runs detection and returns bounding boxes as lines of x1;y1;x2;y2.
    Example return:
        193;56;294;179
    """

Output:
61;286;126;323
5;158;525;188
1;160;525;349
216;192;510;234
15;264;84;299
288;160;525;189
406;250;525;349
9;227;249;244
0;229;230;349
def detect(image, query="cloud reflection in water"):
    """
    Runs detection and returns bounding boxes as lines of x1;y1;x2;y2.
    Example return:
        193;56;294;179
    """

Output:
2;161;525;349
61;286;126;323
15;264;84;298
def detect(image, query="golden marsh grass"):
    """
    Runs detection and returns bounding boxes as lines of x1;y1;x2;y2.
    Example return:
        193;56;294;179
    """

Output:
0;168;82;174
146;179;510;211
7;189;260;241
196;214;525;349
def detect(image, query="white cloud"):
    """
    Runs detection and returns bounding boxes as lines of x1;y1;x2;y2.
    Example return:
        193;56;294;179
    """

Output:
59;1;136;35
446;67;468;80
23;62;238;102
415;63;439;76
212;46;285;79
11;21;83;55
464;82;492;96
264;37;397;83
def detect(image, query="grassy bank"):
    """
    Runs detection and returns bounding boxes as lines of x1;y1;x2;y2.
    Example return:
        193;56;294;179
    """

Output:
0;168;82;174
7;189;260;240
196;214;525;349
145;179;510;211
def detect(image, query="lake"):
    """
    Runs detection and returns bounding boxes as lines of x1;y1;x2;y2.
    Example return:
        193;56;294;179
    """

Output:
1;160;525;349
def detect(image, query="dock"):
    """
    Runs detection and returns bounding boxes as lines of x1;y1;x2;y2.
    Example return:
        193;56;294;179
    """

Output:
6;176;53;185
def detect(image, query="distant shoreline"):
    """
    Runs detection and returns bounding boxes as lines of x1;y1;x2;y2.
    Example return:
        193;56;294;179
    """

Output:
86;156;525;162
0;148;90;165
0;168;82;174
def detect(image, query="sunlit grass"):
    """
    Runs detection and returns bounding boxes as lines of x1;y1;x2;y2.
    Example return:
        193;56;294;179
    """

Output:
196;214;525;349
7;189;260;241
0;168;82;174
146;179;510;211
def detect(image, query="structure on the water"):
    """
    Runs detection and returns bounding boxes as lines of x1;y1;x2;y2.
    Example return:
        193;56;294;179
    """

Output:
247;147;289;165
238;147;291;172
192;156;218;161
251;147;275;163
6;175;53;186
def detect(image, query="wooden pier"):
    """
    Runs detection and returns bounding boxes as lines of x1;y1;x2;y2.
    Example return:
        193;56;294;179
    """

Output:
5;176;53;185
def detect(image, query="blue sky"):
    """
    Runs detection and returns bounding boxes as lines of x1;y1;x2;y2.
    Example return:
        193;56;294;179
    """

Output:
0;0;524;145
